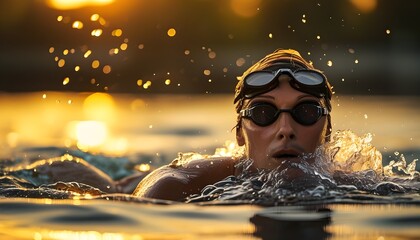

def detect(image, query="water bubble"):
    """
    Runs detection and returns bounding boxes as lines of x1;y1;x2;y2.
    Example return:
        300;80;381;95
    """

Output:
74;66;80;72
57;15;63;22
42;94;47;99
149;125;153;129
386;29;391;35
348;48;355;54
167;28;176;37
223;67;228;73
203;69;211;76
364;114;368;119
268;33;273;38
394;151;400;156
49;47;55;54
341;78;345;82
165;79;171;85
316;35;321;40
67;100;72;104
184;50;190;55
355;59;359;64
138;44;144;49
137;79;143;86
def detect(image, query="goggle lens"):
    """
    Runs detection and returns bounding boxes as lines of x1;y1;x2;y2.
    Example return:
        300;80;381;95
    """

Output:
241;102;328;126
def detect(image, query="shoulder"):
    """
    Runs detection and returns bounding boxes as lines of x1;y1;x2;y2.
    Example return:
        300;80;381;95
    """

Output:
132;157;236;201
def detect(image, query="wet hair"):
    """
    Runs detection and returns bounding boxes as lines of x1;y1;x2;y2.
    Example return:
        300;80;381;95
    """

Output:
234;49;333;141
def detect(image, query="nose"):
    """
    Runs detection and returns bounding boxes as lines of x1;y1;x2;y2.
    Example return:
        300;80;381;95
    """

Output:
274;112;296;141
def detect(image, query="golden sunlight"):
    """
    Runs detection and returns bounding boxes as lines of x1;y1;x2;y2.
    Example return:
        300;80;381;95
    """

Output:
230;0;262;18
46;0;114;10
350;0;378;13
75;121;108;149
83;92;115;121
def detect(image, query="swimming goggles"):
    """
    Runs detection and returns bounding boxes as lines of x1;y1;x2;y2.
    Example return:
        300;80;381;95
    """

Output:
240;101;329;126
234;68;330;103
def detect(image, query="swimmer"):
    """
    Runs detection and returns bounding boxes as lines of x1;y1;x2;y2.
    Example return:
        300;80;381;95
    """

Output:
133;49;333;201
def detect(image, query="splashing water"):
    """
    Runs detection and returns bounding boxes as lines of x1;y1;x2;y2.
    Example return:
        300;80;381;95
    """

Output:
186;130;419;205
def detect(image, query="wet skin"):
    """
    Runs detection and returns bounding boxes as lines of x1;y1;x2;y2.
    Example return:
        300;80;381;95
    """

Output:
133;75;329;201
236;75;328;170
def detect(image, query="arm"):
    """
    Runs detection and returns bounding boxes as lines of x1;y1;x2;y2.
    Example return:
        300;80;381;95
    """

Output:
132;157;236;201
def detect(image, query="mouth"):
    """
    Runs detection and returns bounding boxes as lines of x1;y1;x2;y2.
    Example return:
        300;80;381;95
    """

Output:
272;150;300;160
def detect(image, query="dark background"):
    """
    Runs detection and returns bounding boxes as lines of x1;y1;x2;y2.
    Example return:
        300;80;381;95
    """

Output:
1;0;419;95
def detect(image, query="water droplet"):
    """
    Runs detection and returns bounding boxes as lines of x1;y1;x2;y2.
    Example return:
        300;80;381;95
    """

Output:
72;21;83;29
112;28;123;37
165;79;171;85
109;48;119;55
203;69;211;76
138;44;144;49
102;65;111;74
316;35;321;40
268;33;273;38
91;29;103;37
341;78;345;82
62;77;70;85
167;28;176;37
57;15;63;22
58;59;65;67
394;151;400;156
236;58;246;67
74;66;80;72
120;43;128;50
208;51;216;59
386;29;391;34
355;59;359;64
149;125;153;129
42;94;47;99
327;60;333;67
49;47;55;54
143;81;152;89
84;50;92;58
92;60;100;69
364;114;368;119
90;14;100;21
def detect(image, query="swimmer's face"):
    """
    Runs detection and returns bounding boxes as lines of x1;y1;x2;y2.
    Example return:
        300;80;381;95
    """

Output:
236;74;328;170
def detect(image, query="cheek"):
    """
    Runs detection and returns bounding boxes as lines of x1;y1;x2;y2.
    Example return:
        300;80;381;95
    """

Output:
298;119;327;151
242;123;272;159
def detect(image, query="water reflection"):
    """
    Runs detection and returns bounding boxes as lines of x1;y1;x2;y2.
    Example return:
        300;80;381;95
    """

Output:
250;206;332;240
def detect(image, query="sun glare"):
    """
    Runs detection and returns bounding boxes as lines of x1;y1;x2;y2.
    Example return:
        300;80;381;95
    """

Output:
75;121;108;149
83;92;115;121
46;0;114;10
